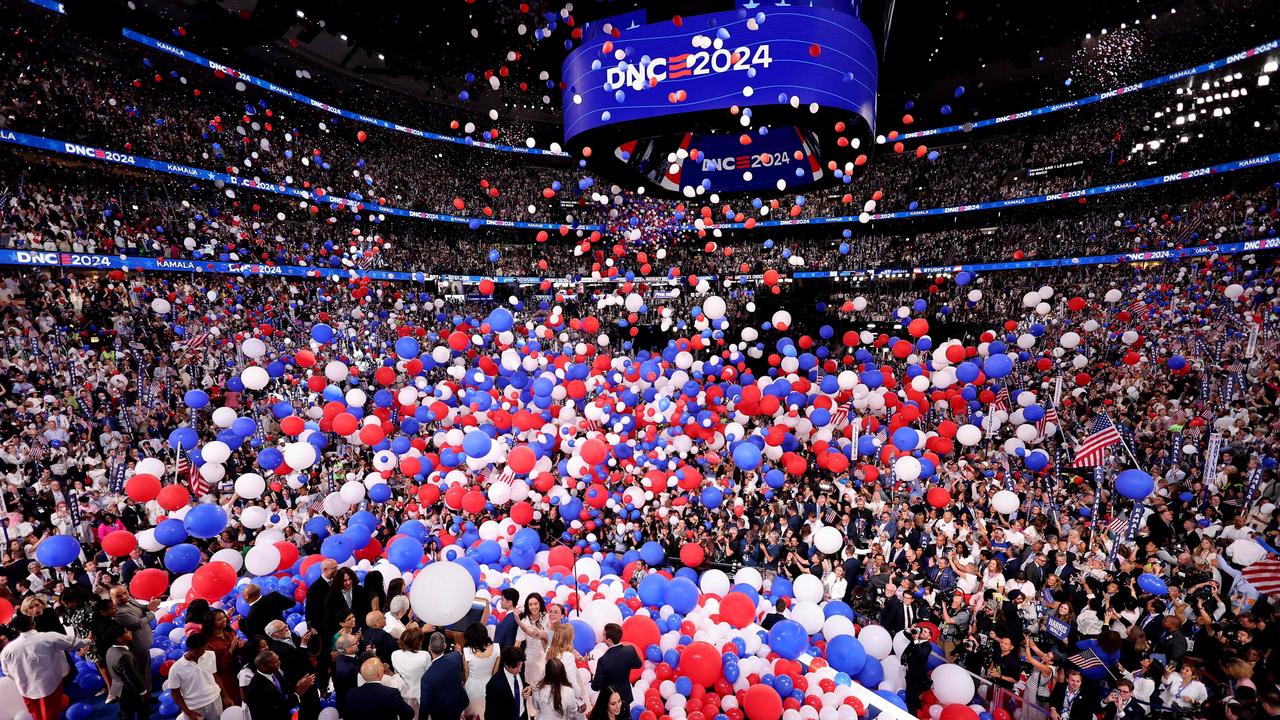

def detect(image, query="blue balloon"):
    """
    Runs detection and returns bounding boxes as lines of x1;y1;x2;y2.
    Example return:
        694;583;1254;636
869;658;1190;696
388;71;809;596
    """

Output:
164;543;201;574
1137;572;1168;596
1116;469;1154;500
183;390;209;409
35;535;81;568
640;541;665;566
664;577;699;614
826;635;867;675
395;336;421;360
155;518;189;546
856;656;884;687
167;427;198;450
732;442;762;471
637;574;667;606
891;427;918;451
463;430;492;458
321;535;354;563
767;620;807;660
570;620;597;656
311;323;335;343
184;504;228;539
985;354;1013;379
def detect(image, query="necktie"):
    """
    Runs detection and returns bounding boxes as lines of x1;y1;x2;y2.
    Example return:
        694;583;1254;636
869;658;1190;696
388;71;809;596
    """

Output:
1064;692;1075;716
513;676;522;719
904;603;913;628
271;673;282;692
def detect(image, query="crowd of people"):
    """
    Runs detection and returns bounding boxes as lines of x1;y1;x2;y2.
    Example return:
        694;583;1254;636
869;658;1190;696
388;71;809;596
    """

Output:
0;4;1278;720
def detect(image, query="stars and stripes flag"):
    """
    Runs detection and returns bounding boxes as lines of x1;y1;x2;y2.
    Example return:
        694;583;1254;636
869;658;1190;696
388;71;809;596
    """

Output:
177;451;208;497
179;330;211;354
1243;558;1280;597
489;465;517;487
831;399;856;428
992;386;1013;413
1069;648;1105;671
1105;514;1128;536
1071;414;1122;468
22;435;49;463
1036;403;1060;440
1127;297;1149;317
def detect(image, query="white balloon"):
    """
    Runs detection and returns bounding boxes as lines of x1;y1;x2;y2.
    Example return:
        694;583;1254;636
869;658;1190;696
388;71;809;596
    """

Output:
136;458;166;478
235;473;266;499
733;566;763;590
991;490;1020;515
793;574;824;603
894;455;922;482
211;407;238;428
700;569;731;596
410;562;477;625
284;442;318;470
150;298;171;314
931;664;977;705
858;625;893;660
202;441;231;464
245;544;282;576
792;601;825;635
240;366;269;391
814;526;843;555
241;338;267;359
955;424;982;447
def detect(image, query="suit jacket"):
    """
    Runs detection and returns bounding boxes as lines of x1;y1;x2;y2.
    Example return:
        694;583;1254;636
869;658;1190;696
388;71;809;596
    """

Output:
327;586;371;629
269;636;310;684
1135;613;1165;640
878;598;909;637
343;680;415;720
484;668;525;720
365;626;399;664
494;613;518;650
245;671;302;720
105;645;145;698
244;592;295;639
1047;685;1099;720
591;644;641;709
1158;629;1188;663
421;650;469;720
304;576;331;636
1101;700;1145;720
112;601;155;665
334;654;361;708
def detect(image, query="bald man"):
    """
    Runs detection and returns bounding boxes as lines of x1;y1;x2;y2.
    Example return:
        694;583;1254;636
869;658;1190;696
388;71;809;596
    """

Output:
342;658;413;720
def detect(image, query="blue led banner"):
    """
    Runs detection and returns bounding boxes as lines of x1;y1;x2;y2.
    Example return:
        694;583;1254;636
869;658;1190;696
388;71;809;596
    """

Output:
120;29;567;157
561;2;877;194
0;128;600;232
900;38;1280;140
685;152;1280;230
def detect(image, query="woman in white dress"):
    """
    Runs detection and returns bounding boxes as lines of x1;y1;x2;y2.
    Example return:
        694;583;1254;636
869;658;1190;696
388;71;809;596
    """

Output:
516;593;550;685
392;627;432;719
531;658;584;720
547;624;588;714
461;622;500;719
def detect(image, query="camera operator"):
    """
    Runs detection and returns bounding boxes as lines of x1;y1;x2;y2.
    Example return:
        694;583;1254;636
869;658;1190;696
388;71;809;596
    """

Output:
902;624;934;716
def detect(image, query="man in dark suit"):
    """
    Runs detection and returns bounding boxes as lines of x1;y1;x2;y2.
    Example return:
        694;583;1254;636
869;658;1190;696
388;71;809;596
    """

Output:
1100;679;1145;720
244;650;316;720
364;612;399;664
304;559;337;639
591;623;642;709
493;588;521;651
266;621;321;720
484;645;528;720
1156;615;1188;664
879;589;922;637
761;600;787;631
344;657;414;720
242;583;296;639
1048;670;1099;720
421;632;469;720
332;635;362;709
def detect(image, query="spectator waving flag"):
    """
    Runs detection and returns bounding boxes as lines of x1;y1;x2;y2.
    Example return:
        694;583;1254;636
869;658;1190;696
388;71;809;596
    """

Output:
1071;414;1122;467
181;330;211;354
1068;648;1105;671
1242;558;1280;597
992;386;1013;413
178;450;208;497
22;434;49;463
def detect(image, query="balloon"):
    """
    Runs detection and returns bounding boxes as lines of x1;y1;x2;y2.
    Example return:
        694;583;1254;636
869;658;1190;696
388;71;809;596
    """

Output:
1137;573;1168;596
101;530;138;557
1115;469;1154;500
743;685;783;720
991;490;1020;515
681;641;722;686
720;591;756;628
679;543;705;567
35;536;80;567
858;625;893;660
813;526;843;554
191;561;238;601
125;474;162;502
931;664;977;705
410;562;477;626
184;503;229;538
767;619;808;660
245;545;282;576
826;634;867;675
663;577;699;614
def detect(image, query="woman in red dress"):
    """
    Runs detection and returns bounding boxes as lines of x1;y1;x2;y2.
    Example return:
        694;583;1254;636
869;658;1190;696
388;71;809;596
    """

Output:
202;608;244;706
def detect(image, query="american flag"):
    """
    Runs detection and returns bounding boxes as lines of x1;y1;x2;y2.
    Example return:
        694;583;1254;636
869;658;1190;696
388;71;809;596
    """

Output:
490;465;517;486
22;435;49;463
1127;297;1149;317
1071;414;1122;468
177;451;208;497
831;399;855;428
1105;514;1128;536
1036;403;1060;440
1242;558;1280;597
1069;648;1105;671
992;386;1013;413
180;330;211;354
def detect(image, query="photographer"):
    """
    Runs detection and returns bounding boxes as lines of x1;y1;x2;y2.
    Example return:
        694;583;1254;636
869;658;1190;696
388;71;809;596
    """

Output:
902;624;934;716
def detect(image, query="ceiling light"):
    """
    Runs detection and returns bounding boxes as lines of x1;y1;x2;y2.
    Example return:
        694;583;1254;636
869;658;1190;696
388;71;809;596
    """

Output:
295;9;304;18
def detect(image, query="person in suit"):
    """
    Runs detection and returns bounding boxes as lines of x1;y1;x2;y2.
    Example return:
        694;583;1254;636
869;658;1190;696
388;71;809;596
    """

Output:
484;645;529;720
900;627;934;716
266;621;322;720
327;567;371;633
245;650;316;720
1135;599;1167;640
104;625;148;719
1047;670;1099;720
343;657;414;720
1100;679;1145;720
109;584;160;693
591;624;641;710
364;611;400;664
333;634;362;709
879;588;922;637
1156;615;1188;664
421;632;469;720
305;559;338;638
494;588;521;651
760;600;787;631
242;583;296;639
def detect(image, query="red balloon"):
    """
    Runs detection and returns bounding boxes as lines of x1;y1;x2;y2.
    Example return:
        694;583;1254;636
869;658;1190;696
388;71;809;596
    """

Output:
0;599;13;625
510;501;534;525
359;424;386;446
156;484;190;512
548;546;575;569
719;591;756;629
125;474;161;503
681;641;722;686
461;490;487;515
130;568;170;601
191;561;238;601
333;413;359;436
280;416;305;435
926;487;952;508
508;445;536;474
274;541;300;571
743;685;783;720
294;349;316;367
941;705;980;720
680;543;705;568
580;438;608;465
102;530;138;557
621;615;662;652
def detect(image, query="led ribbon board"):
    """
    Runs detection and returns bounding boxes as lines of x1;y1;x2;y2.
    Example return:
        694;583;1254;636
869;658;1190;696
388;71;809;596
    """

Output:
562;0;877;196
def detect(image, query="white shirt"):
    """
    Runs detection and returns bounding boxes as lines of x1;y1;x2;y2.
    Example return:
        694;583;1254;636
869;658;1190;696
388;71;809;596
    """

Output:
392;649;431;701
0;630;74;699
164;652;221;711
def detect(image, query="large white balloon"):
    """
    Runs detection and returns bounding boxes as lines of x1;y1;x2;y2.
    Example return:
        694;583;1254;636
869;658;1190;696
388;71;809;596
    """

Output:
793;574;824;603
858;625;893;660
241;366;269;391
245;544;282;576
813;526;843;555
700;569;731;596
733;567;763;590
991;490;1020;515
931;664;977;705
202;441;231;464
235;473;266;500
410;562;477;625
